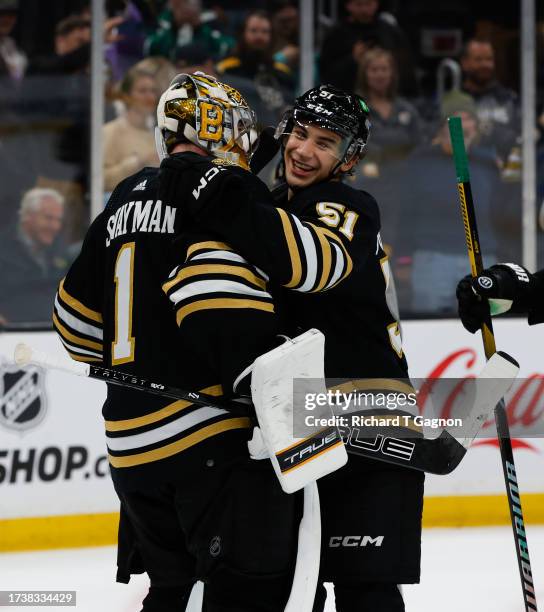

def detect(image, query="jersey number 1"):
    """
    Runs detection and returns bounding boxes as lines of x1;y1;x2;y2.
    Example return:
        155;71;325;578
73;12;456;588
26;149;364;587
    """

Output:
112;242;136;364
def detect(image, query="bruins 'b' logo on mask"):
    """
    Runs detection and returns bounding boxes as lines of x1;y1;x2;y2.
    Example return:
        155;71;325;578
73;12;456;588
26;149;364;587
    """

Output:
0;362;47;431
198;101;224;142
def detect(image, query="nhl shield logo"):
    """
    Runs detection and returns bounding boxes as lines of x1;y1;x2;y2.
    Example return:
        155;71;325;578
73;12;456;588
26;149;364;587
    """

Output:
0;362;47;431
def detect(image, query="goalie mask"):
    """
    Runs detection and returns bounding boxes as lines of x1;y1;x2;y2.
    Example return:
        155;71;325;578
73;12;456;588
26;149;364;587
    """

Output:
275;84;371;172
155;72;258;169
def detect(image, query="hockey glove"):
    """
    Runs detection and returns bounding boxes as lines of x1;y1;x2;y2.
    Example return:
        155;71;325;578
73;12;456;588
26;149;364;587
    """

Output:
456;263;536;333
158;152;244;216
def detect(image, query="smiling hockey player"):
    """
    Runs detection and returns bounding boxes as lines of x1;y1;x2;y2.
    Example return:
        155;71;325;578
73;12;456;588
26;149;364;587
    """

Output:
158;84;424;612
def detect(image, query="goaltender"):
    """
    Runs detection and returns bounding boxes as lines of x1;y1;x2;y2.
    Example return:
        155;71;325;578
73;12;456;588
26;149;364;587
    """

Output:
52;73;299;612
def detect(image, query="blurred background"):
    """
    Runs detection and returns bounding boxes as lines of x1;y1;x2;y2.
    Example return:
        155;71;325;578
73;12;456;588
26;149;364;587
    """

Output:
0;0;542;326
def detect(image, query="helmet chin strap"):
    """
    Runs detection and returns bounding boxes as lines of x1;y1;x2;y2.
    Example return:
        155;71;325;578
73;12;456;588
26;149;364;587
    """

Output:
326;137;355;181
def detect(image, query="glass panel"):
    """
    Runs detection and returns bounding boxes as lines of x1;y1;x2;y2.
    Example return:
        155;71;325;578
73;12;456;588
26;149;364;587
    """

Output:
94;1;533;322
336;4;524;318
0;5;91;328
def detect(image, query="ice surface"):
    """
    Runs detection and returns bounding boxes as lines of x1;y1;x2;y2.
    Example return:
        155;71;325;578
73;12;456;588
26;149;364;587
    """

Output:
1;526;543;611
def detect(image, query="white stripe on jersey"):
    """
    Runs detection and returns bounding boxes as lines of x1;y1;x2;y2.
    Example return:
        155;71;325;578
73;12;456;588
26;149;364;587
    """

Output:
291;215;318;292
58;336;103;359
106;406;228;451
253;265;270;282
55;295;103;340
326;242;345;289
191;250;248;264
169;279;271;305
190;251;270;282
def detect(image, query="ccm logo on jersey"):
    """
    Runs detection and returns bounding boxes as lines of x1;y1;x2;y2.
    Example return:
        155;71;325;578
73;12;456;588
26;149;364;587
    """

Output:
192;167;227;200
329;535;384;548
339;427;415;462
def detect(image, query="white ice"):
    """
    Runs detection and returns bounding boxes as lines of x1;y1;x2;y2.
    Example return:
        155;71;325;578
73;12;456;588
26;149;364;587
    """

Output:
1;526;543;611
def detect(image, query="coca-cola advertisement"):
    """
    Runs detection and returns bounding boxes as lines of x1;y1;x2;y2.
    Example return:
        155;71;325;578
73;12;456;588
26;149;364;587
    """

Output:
403;317;544;497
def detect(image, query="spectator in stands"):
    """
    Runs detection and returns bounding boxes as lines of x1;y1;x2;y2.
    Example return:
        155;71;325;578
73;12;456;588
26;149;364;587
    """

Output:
0;188;72;323
270;0;299;73
103;66;158;192
28;15;90;74
133;55;178;95
216;10;293;124
320;0;417;97
355;47;423;165
174;41;216;76
0;0;26;82
350;47;423;263
145;0;233;63
105;0;161;82
396;91;501;314
461;38;521;164
28;13;123;75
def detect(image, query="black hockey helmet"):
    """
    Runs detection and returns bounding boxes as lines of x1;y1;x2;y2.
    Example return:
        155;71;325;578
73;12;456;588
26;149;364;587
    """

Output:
275;84;371;165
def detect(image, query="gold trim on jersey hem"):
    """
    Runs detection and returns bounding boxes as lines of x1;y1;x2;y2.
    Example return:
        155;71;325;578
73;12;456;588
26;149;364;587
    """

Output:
108;417;252;467
176;297;274;326
104;384;223;431
53;313;103;351
163;263;266;293
58;279;103;323
186;241;233;260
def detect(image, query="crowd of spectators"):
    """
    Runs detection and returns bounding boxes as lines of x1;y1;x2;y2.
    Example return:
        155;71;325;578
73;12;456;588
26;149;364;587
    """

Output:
0;0;541;324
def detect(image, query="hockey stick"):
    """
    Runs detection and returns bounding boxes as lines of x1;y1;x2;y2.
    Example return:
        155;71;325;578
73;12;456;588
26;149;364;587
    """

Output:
338;348;517;474
13;343;247;414
448;116;538;612
13;341;517;476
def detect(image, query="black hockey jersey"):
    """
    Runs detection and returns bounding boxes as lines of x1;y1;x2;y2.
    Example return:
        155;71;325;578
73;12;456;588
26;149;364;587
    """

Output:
184;166;409;381
53;166;280;491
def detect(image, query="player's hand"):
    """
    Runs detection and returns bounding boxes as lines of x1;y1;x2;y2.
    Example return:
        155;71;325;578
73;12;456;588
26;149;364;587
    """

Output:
158;152;243;215
456;263;535;333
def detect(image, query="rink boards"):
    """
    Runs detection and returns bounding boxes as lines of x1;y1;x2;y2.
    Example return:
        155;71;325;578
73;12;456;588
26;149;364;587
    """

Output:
0;318;543;551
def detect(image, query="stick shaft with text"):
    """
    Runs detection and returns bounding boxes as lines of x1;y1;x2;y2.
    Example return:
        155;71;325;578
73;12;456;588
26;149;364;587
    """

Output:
448;116;538;611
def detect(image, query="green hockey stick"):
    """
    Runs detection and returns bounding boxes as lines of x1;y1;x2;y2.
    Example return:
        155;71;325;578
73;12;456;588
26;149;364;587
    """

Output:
448;116;537;611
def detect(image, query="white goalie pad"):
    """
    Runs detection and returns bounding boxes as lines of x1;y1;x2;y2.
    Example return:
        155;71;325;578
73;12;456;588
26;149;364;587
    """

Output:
251;329;348;493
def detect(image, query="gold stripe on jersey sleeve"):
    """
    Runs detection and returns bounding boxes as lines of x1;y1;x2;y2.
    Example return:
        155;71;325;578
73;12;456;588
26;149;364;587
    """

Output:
104;384;223;432
163;263;266;293
306;222;333;292
108;417;252;467
277;208;302;288
176;297;274;326
58;279;103;324
53;313;103;351
186;241;233;260
315;225;353;287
